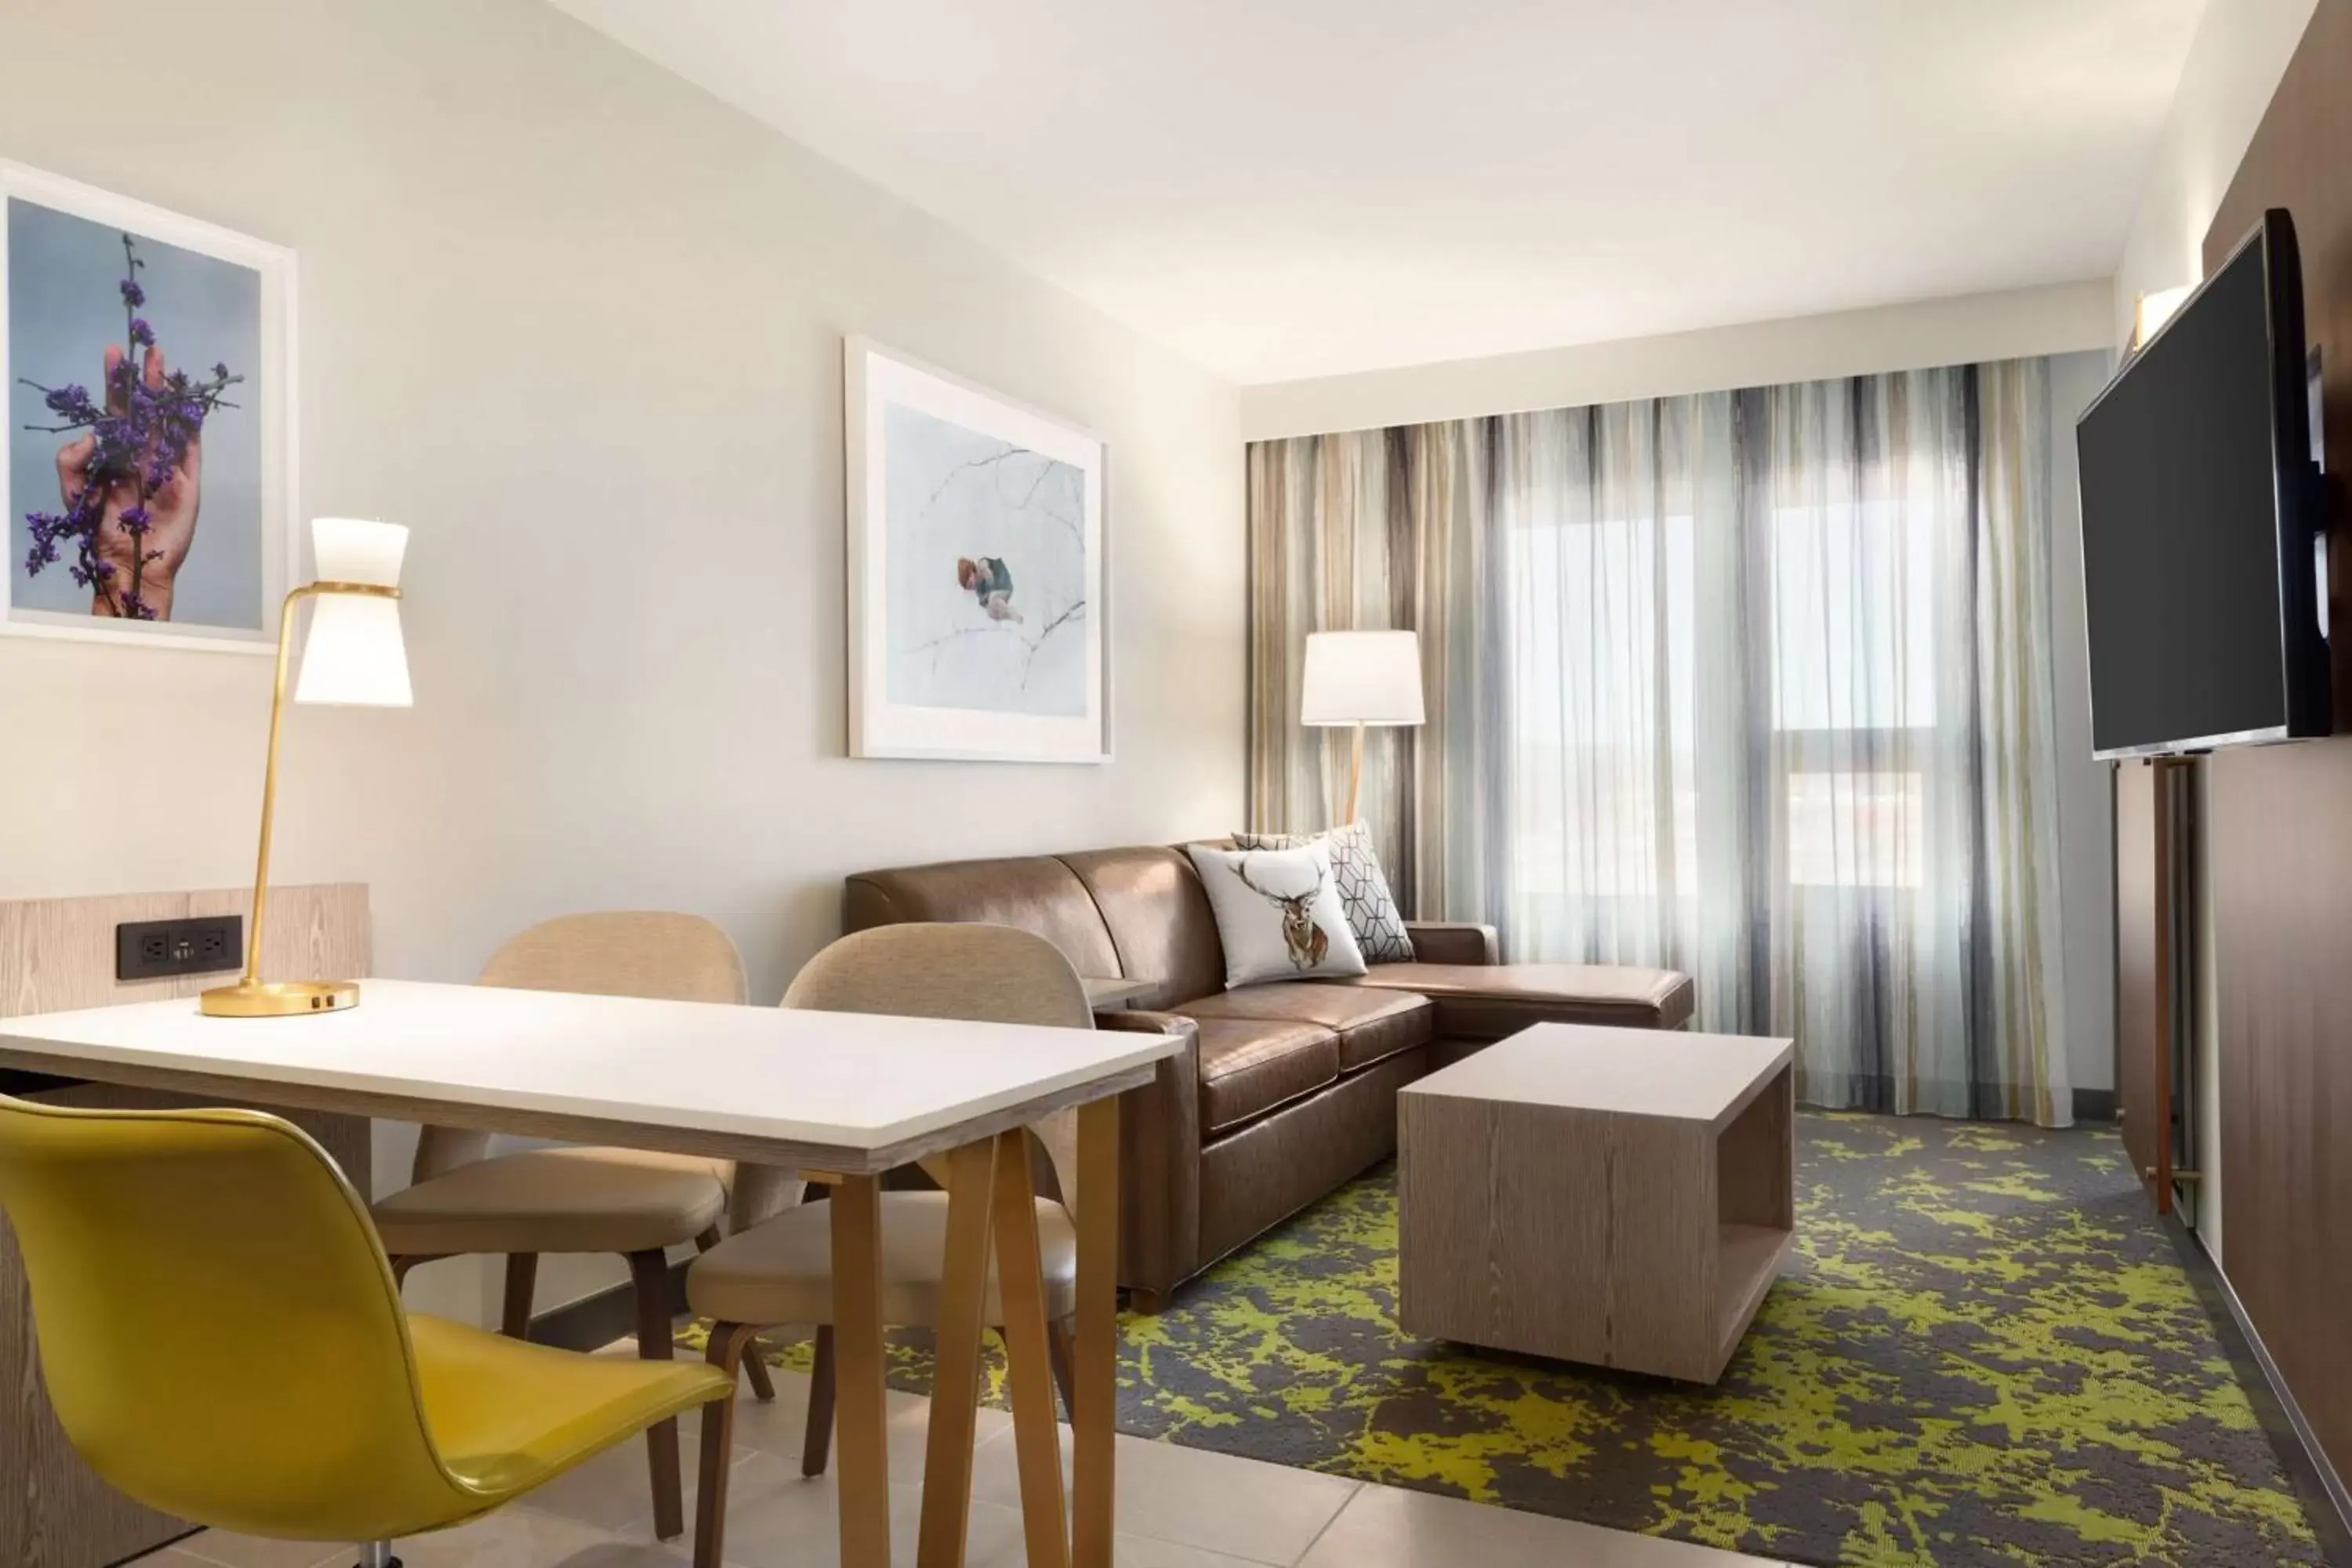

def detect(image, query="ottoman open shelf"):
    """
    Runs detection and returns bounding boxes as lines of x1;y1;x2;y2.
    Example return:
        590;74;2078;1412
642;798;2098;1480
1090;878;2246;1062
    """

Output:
1397;1022;1795;1384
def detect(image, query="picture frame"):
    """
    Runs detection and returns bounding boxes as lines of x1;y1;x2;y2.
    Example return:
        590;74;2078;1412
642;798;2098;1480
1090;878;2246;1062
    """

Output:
1;162;299;655
845;336;1111;762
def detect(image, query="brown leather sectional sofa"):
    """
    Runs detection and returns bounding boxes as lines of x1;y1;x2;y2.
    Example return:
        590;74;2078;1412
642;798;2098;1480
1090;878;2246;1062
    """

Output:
844;843;1693;1308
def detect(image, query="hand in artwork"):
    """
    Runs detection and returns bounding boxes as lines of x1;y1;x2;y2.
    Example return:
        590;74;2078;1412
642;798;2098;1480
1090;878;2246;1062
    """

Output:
54;343;204;621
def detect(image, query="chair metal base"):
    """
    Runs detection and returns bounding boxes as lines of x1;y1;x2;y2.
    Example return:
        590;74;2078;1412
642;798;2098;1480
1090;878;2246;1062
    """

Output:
356;1543;400;1568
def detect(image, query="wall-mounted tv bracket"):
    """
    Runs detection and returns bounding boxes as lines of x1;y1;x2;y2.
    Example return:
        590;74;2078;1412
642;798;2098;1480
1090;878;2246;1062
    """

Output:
2310;345;2330;644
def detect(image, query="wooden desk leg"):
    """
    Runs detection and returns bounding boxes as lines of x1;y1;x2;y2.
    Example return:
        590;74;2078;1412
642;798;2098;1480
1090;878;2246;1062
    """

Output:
1072;1096;1119;1568
992;1129;1071;1568
830;1174;892;1568
917;1138;1000;1568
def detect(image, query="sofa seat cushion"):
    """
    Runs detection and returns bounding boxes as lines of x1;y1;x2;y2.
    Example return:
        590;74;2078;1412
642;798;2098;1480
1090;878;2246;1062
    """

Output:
1192;1018;1341;1135
1178;983;1433;1075
1336;962;1694;1035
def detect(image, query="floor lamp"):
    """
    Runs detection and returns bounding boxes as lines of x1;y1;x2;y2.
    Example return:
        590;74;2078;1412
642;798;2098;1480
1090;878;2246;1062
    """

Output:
1300;629;1425;825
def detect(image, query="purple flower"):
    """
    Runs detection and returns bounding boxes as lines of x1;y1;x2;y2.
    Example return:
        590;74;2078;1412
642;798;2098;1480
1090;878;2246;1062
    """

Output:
127;318;154;348
40;383;96;421
211;361;228;379
119;278;145;309
120;506;151;534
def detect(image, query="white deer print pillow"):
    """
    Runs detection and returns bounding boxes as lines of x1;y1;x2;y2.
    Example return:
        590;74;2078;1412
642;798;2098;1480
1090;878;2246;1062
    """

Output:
1187;841;1369;989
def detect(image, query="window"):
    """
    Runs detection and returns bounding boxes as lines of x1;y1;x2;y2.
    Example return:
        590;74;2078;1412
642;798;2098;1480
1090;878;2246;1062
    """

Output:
1508;498;1942;905
1769;503;1936;734
1771;501;1937;889
1505;511;1699;905
1784;770;1924;888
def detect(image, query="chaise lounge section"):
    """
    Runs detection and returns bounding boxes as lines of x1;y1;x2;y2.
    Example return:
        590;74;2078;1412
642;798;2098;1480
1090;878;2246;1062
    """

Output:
844;844;1693;1306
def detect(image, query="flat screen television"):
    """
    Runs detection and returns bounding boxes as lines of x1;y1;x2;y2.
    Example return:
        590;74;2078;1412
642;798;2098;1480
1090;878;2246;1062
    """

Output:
2076;207;2329;760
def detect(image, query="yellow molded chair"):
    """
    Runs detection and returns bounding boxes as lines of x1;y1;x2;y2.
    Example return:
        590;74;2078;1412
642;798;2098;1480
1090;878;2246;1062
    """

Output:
0;1094;734;1567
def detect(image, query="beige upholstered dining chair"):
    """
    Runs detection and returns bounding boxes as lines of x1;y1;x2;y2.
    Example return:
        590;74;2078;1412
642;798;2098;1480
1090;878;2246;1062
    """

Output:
371;910;783;1541
683;923;1087;1519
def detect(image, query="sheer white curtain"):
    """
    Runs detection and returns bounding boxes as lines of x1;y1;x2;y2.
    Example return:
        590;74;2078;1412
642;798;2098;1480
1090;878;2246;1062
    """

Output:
1250;361;2072;1123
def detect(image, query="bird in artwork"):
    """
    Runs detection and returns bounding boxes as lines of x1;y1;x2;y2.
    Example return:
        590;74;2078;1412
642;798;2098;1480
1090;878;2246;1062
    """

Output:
956;555;1024;622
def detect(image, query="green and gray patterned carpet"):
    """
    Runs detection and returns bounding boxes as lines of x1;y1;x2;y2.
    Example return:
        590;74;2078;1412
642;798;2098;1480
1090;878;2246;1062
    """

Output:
689;1112;2321;1566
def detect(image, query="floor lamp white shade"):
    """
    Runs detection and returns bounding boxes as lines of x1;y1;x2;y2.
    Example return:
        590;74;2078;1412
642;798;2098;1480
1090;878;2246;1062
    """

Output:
1301;630;1425;728
1300;630;1424;822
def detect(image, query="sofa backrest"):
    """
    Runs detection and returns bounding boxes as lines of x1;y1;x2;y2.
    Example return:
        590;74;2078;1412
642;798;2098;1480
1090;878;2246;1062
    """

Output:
841;843;1225;1011
843;855;1123;978
1058;847;1225;1009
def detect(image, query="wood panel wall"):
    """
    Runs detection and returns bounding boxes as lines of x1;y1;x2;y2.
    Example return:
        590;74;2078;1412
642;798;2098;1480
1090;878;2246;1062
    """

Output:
2201;0;2352;1490
0;884;372;1568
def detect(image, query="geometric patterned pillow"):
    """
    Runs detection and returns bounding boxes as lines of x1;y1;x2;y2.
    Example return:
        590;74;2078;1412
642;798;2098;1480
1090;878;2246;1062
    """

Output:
1231;819;1414;963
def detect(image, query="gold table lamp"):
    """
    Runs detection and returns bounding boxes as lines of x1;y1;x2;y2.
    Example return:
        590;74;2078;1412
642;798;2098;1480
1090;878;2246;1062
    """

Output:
201;518;413;1018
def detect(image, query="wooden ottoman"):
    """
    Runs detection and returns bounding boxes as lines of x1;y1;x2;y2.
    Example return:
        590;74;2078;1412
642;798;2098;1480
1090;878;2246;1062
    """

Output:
1396;1021;1794;1383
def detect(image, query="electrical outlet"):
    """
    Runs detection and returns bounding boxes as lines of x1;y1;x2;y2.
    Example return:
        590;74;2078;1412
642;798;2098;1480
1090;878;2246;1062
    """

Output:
116;916;244;982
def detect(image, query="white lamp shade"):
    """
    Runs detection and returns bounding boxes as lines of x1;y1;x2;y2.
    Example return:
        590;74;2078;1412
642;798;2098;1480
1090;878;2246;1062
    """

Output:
1300;630;1424;727
295;518;412;707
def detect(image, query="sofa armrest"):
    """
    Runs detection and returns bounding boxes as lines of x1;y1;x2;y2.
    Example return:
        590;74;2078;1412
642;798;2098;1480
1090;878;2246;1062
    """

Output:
1406;921;1499;965
1097;1009;1201;1303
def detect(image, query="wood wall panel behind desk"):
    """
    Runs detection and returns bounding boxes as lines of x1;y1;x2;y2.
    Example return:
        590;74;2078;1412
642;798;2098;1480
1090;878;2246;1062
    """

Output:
2203;0;2352;1490
0;884;372;1568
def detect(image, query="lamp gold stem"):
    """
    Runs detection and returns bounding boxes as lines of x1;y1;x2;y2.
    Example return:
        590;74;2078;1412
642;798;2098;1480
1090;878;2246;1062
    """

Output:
1341;721;1365;826
201;580;399;1019
238;583;307;989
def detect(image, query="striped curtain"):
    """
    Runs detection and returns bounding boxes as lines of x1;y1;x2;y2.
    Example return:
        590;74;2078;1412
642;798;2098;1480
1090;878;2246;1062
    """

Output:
1247;360;2073;1125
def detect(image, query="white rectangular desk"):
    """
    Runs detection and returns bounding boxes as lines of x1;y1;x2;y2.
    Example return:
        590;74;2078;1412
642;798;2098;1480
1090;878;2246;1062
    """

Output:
0;978;1182;1568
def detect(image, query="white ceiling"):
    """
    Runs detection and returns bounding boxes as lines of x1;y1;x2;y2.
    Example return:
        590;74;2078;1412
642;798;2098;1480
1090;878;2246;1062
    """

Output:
548;0;2206;385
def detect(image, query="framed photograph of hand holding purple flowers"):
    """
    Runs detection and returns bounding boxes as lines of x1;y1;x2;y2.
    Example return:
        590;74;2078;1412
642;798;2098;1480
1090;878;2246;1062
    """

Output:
2;162;296;652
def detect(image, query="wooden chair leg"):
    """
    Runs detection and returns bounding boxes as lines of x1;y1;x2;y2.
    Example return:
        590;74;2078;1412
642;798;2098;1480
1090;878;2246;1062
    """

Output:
501;1253;538;1340
688;1225;775;1399
387;1254;444;1287
695;1322;757;1568
802;1323;837;1477
1047;1316;1077;1421
627;1248;687;1541
742;1335;778;1403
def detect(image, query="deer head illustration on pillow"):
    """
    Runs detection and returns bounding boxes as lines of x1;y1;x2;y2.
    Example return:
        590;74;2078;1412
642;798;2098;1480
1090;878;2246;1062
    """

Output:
1233;855;1332;971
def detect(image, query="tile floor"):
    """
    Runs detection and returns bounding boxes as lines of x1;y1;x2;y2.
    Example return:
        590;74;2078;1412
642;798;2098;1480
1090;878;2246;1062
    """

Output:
150;1344;1793;1568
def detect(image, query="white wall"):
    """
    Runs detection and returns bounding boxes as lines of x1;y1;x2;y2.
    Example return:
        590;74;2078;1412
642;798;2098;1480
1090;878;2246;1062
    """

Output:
0;0;1245;1319
2109;0;2318;1261
1242;280;2114;441
2111;0;2321;346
